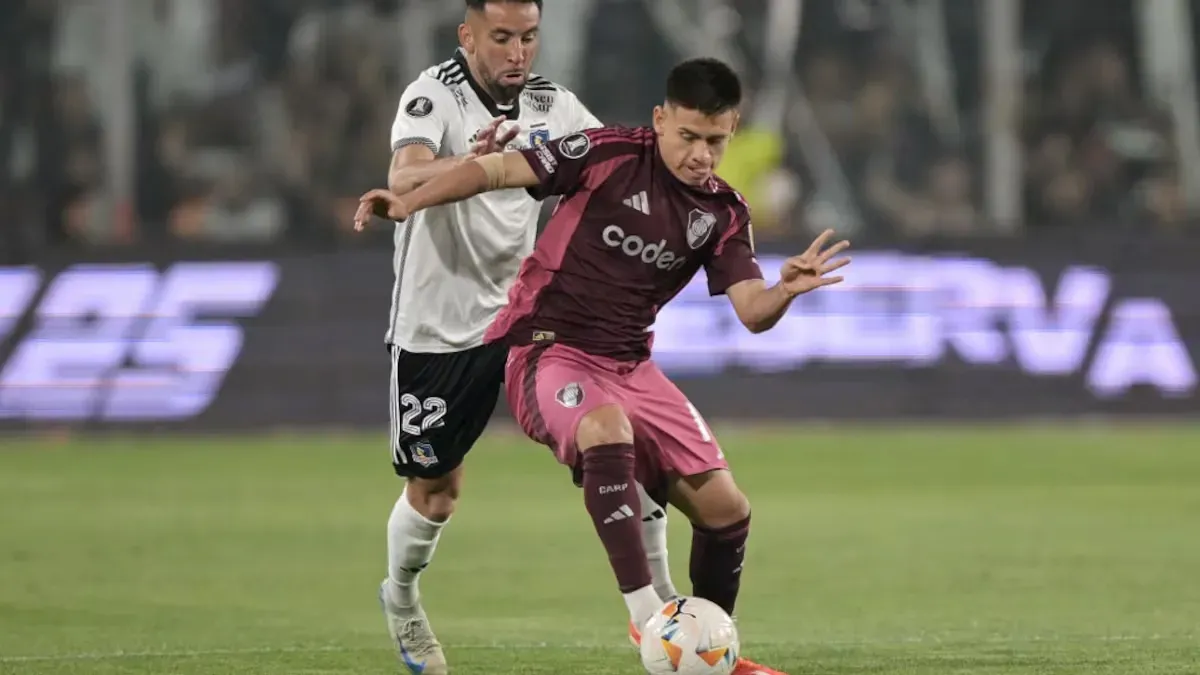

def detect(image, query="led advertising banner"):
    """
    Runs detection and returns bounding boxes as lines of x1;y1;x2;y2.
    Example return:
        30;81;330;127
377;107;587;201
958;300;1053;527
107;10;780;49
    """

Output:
0;234;1197;429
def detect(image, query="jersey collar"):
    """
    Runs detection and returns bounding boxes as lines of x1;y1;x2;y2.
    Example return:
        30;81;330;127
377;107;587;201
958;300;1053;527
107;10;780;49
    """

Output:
453;49;521;121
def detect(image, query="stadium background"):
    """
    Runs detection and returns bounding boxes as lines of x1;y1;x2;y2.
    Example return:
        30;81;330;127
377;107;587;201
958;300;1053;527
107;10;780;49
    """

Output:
1;1;1198;674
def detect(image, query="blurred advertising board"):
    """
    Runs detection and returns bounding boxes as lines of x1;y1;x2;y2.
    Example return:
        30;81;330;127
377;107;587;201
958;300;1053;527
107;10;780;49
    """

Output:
1;231;1197;430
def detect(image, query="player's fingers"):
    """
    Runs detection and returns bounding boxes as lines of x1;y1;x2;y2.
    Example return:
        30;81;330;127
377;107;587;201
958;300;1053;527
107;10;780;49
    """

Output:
785;255;816;272
358;191;396;220
477;117;503;142
353;202;373;231
806;228;835;255
820;275;845;287
496;125;521;148
471;134;494;155
817;239;851;263
820;256;851;275
359;188;393;203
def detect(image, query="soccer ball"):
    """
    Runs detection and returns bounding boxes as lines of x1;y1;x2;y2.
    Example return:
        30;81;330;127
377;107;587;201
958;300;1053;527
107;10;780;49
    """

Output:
639;596;740;674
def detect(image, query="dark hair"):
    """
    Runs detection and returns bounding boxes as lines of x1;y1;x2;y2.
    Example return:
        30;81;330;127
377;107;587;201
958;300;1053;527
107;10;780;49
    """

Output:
665;58;743;116
465;0;543;11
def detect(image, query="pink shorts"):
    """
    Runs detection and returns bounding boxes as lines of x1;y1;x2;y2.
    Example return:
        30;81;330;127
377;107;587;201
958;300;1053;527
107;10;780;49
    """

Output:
504;342;728;487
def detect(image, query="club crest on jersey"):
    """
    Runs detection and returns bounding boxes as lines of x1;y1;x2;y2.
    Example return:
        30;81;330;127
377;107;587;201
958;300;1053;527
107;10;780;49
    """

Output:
529;129;551;146
523;90;555;113
409;439;438;467
687;209;717;249
555;382;584;408
559;133;591;160
405;96;434;118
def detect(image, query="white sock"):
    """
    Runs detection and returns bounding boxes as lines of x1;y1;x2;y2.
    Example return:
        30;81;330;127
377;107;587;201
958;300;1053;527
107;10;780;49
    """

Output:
637;483;678;601
623;584;663;630
385;487;447;610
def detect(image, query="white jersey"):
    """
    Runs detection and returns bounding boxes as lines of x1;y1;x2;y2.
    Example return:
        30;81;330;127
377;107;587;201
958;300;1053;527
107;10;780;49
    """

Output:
387;50;601;353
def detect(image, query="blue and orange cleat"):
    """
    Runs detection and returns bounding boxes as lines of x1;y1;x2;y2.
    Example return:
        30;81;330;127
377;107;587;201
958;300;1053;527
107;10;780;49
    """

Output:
628;620;789;675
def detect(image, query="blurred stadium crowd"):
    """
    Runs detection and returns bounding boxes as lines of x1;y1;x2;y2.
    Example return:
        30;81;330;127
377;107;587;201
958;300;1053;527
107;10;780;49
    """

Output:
0;0;1195;258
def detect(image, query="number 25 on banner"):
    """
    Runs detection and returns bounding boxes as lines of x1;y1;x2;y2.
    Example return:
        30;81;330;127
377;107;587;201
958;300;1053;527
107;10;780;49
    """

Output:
0;262;279;422
0;267;42;346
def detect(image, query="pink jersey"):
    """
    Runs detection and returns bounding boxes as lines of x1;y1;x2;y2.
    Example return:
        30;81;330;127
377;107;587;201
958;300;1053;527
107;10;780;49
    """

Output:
484;127;763;362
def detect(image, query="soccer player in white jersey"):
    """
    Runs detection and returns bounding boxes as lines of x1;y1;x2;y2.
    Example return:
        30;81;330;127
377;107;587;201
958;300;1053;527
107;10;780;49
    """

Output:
372;2;680;673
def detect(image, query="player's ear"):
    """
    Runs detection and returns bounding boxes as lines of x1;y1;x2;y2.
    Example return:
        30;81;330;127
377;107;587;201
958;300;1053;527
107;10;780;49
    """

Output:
652;105;666;135
458;22;473;52
730;110;740;137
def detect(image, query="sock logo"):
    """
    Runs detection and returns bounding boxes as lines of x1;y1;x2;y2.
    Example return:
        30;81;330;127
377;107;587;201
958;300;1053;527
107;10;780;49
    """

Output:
599;482;629;495
642;508;666;522
603;504;635;524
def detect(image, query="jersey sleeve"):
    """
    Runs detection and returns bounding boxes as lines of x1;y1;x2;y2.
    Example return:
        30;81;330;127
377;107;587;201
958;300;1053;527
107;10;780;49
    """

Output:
560;88;603;131
390;77;456;155
705;202;764;296
518;127;620;200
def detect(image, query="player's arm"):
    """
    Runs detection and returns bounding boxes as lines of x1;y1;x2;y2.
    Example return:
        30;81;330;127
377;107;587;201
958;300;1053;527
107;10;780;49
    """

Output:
725;229;851;333
388;145;474;196
706;207;850;333
384;79;517;198
355;152;540;227
356;130;609;227
406;151;539;211
389;116;520;196
724;280;799;334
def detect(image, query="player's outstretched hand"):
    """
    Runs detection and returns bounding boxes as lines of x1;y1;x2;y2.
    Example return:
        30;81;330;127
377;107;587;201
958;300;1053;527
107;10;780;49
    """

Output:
779;229;851;296
354;189;411;230
471;115;521;156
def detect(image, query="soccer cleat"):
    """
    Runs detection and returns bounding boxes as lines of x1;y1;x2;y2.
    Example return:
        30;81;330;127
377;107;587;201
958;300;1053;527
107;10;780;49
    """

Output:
629;618;789;674
731;657;789;674
379;580;448;675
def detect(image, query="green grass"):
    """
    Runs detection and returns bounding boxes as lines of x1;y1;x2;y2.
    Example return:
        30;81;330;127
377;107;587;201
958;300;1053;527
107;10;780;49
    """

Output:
1;425;1199;674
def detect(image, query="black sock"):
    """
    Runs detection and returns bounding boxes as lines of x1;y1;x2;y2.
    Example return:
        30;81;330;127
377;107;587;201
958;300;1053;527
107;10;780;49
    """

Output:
690;514;751;615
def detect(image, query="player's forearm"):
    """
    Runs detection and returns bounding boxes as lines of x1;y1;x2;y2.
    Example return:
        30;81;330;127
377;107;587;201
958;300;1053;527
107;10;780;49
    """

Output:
737;282;796;334
388;156;474;196
402;160;491;213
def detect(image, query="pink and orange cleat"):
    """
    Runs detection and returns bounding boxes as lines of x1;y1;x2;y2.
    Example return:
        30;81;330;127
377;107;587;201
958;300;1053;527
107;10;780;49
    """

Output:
628;620;789;675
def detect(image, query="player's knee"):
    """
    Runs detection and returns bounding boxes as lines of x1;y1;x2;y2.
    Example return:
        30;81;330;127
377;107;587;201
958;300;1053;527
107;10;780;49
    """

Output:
699;486;750;529
672;470;751;529
575;404;634;451
719;489;752;528
405;468;463;522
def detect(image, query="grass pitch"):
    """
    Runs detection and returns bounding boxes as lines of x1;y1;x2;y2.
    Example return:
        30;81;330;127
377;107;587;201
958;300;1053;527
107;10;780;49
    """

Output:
1;425;1198;674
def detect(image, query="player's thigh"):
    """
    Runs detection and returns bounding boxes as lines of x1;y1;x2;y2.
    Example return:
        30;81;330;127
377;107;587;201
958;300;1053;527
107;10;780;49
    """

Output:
626;361;727;479
503;343;622;470
389;343;506;480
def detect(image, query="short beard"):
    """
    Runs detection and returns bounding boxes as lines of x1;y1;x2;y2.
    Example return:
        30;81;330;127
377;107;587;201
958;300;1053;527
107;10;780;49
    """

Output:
486;79;525;106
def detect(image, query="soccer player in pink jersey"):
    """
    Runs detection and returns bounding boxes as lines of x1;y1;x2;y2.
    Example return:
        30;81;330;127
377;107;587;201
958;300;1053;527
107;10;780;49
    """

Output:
357;57;850;675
